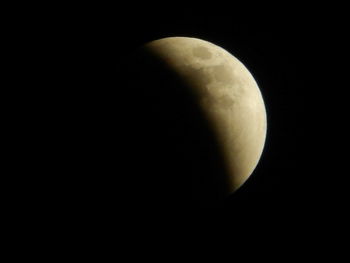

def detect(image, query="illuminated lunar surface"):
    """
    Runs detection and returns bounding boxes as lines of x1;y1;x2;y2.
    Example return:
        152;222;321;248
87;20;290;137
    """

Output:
143;37;267;195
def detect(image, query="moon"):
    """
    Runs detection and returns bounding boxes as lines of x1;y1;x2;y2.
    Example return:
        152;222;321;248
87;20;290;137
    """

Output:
133;37;267;201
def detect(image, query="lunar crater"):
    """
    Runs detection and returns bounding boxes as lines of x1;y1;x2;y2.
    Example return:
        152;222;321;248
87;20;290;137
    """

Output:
212;64;234;84
218;95;235;109
192;46;213;60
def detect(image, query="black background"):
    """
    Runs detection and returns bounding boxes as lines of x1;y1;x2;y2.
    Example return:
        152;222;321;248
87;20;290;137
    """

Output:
25;5;347;219
7;4;349;256
79;11;306;209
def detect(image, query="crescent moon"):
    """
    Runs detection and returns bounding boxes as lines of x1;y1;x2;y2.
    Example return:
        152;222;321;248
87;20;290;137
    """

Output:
139;37;267;199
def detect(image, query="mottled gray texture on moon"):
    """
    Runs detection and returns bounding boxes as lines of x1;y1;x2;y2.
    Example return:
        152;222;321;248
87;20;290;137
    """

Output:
143;37;267;194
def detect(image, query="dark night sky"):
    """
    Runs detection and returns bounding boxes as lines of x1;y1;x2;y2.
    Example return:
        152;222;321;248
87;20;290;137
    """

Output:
33;5;347;218
7;4;349;257
93;11;308;209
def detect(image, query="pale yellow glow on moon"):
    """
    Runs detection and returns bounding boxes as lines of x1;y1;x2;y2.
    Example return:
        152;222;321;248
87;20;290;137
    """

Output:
143;37;267;194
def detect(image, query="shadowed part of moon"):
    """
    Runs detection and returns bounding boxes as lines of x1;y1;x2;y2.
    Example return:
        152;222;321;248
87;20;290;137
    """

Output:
119;47;232;208
181;65;213;87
